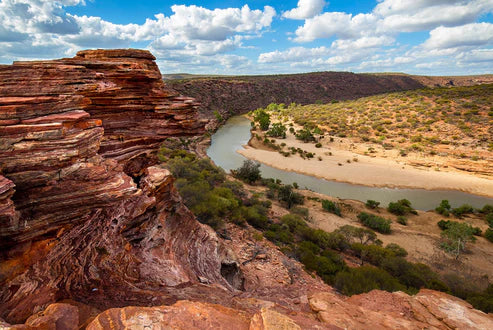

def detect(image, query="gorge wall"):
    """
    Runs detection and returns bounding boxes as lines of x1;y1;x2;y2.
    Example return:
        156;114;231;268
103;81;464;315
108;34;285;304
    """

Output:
1;50;492;329
167;72;493;129
167;72;425;126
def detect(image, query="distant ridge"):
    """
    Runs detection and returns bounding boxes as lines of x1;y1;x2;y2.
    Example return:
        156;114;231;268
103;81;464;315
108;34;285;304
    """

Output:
166;71;493;128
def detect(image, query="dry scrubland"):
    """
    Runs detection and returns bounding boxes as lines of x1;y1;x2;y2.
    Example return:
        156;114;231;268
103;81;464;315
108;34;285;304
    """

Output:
239;84;493;196
284;84;493;176
159;143;493;314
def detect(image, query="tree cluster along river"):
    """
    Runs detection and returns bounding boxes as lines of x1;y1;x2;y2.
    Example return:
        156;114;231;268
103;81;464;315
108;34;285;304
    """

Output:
207;116;493;211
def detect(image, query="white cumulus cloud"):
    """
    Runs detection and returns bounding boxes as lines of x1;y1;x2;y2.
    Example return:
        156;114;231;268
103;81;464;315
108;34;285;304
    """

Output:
422;23;493;49
282;0;326;20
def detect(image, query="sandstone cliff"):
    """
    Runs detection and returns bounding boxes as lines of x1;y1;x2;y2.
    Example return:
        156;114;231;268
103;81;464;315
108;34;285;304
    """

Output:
1;50;492;329
0;50;236;324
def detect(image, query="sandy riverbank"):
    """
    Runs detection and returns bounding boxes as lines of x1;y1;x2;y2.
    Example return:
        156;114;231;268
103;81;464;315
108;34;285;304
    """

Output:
237;130;493;198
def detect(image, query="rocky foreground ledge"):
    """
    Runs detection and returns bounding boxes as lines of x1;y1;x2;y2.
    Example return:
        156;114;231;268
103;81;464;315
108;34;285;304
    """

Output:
0;50;492;329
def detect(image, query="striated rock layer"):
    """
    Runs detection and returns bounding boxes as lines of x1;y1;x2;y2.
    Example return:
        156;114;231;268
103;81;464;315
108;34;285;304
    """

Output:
0;50;234;324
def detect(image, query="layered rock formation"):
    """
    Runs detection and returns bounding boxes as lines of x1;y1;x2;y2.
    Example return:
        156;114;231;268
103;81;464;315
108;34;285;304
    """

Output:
0;50;236;324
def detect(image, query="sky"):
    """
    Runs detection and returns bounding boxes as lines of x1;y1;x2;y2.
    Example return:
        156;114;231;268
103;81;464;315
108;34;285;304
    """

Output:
1;0;492;75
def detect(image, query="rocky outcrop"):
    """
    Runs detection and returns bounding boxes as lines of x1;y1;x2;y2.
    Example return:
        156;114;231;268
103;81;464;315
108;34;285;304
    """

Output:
0;50;235;324
0;176;18;238
309;289;493;329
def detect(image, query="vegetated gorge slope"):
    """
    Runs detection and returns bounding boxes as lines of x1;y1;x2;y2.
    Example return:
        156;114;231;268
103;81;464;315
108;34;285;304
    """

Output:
166;72;493;128
0;50;492;329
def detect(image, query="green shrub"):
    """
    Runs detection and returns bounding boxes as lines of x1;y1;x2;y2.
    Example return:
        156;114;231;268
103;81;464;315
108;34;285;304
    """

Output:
231;160;261;184
335;225;378;246
357;212;391;234
437;219;451;230
435;200;451;216
321;200;341;216
480;204;493;215
388;199;417;216
485;228;493;243
365;200;380;209
397;216;407;225
438;219;481;236
468;295;493;314
334;266;405;296
267;122;287;138
278;185;304;208
315;142;322;148
254;108;271;131
291;206;309;219
295;128;316;142
385;243;408;257
440;222;477;259
451;204;474;218
486;213;493;227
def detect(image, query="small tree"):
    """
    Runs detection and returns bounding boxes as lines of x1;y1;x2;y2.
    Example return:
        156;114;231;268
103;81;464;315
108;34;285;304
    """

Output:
435;199;451;216
321;199;341;216
254;109;270;131
231;160;261;184
336;225;378;245
366;200;380;209
295;128;316;142
440;222;476;259
278;184;304;209
267;122;287;138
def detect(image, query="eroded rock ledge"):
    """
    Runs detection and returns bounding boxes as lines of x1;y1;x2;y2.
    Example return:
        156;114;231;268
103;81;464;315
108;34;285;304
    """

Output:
0;49;235;324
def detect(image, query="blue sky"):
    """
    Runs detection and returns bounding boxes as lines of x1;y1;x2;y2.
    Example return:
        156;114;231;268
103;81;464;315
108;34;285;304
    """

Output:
1;1;492;75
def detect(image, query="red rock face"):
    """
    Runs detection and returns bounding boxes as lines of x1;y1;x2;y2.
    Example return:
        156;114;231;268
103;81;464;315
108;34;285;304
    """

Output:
0;50;234;324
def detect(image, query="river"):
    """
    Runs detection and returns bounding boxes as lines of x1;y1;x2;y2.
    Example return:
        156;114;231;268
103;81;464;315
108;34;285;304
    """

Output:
207;116;493;210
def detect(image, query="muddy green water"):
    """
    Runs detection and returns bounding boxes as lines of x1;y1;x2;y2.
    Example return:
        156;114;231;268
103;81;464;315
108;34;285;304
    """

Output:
207;116;493;210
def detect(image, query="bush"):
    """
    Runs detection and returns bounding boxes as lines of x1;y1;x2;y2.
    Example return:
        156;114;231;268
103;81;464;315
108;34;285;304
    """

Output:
267;122;287;138
480;204;493;215
358;212;391;234
334;266;405;296
437;219;451;230
315;142;322;148
397;216;407;225
440;222;477;259
451;204;474;218
321;200;341;216
297;243;346;283
438;219;481;236
366;200;380;209
485;228;493;243
388;199;416;216
385;243;408;257
487;213;493;227
435;200;451;216
254;108;271;131
295;128;316;142
278;184;304;208
291;206;309;219
231;160;261;184
336;225;378;246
